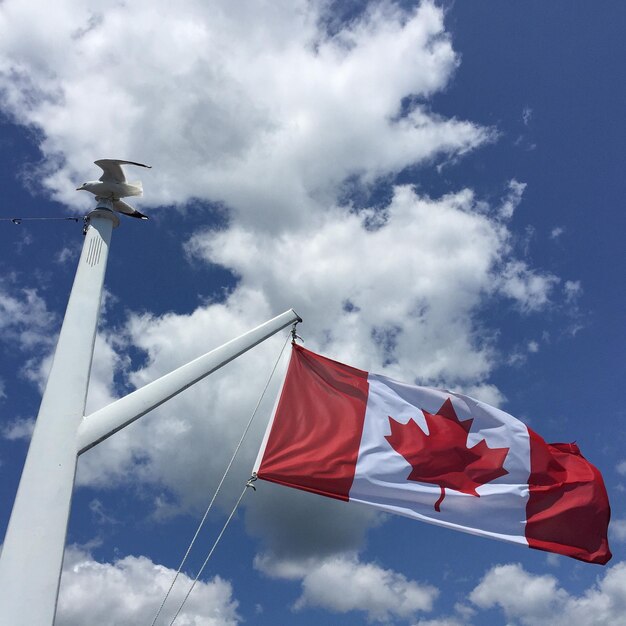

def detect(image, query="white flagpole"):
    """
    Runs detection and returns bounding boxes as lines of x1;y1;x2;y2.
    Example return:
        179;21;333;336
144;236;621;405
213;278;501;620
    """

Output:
0;203;118;626
0;199;300;625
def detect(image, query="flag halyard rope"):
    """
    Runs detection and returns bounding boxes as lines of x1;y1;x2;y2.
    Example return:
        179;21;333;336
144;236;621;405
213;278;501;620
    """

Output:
168;479;254;626
150;330;292;626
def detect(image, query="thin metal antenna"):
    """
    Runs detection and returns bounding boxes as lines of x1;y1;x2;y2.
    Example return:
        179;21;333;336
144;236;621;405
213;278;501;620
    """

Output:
0;216;81;224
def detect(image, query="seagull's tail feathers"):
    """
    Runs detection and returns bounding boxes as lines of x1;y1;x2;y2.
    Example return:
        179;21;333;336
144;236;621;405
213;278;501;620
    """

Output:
113;199;148;220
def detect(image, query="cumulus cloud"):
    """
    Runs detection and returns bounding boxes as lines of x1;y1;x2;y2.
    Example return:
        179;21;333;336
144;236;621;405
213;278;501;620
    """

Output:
0;0;491;226
470;563;566;622
469;562;626;626
186;184;541;384
57;546;240;626
256;551;438;623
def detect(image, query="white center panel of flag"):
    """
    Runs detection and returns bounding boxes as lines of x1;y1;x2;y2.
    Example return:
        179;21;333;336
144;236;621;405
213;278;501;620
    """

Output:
348;374;532;545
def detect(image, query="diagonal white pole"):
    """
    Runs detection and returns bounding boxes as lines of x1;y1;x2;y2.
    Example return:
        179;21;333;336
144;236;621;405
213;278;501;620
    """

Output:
0;201;300;626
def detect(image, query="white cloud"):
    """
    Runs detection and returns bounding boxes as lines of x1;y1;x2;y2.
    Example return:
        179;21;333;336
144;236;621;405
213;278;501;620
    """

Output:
88;498;119;526
550;226;565;240
1;417;35;441
507;350;527;368
84;332;129;414
545;553;562;568
498;179;526;219
455;383;505;408
470;563;565;622
0;284;56;350
414;619;466;626
507;338;541;367
55;244;80;265
617;460;626;475
256;552;438;623
469;561;626;626
0;0;491;225
611;519;626;543
0;377;5;400
497;260;559;312
563;279;582;303
186;184;546;385
57;546;240;626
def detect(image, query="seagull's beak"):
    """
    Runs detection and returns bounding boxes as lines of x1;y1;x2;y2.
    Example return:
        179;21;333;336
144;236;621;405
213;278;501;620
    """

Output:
76;186;83;191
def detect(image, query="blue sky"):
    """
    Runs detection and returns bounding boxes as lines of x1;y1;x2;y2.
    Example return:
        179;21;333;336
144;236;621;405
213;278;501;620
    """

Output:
1;1;625;624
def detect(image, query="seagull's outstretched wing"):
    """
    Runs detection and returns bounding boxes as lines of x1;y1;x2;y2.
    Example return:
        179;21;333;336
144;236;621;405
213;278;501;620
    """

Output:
95;159;152;183
112;199;148;220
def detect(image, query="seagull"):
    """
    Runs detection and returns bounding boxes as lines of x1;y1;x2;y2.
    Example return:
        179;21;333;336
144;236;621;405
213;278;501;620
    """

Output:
77;159;152;220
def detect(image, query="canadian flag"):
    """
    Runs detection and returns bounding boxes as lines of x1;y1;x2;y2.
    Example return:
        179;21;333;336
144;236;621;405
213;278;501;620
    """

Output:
254;345;611;564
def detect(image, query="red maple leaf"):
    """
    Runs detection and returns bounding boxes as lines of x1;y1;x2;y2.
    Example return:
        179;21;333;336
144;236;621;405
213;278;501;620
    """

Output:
385;398;509;511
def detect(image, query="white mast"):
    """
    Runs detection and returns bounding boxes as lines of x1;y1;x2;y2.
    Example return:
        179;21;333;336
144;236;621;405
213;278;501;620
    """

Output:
0;188;300;625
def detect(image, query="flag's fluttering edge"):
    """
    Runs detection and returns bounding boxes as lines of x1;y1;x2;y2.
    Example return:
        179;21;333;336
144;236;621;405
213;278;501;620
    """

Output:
254;345;611;564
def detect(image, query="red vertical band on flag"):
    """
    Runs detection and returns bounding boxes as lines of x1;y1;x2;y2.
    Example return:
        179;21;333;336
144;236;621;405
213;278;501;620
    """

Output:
525;429;612;564
257;345;369;501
